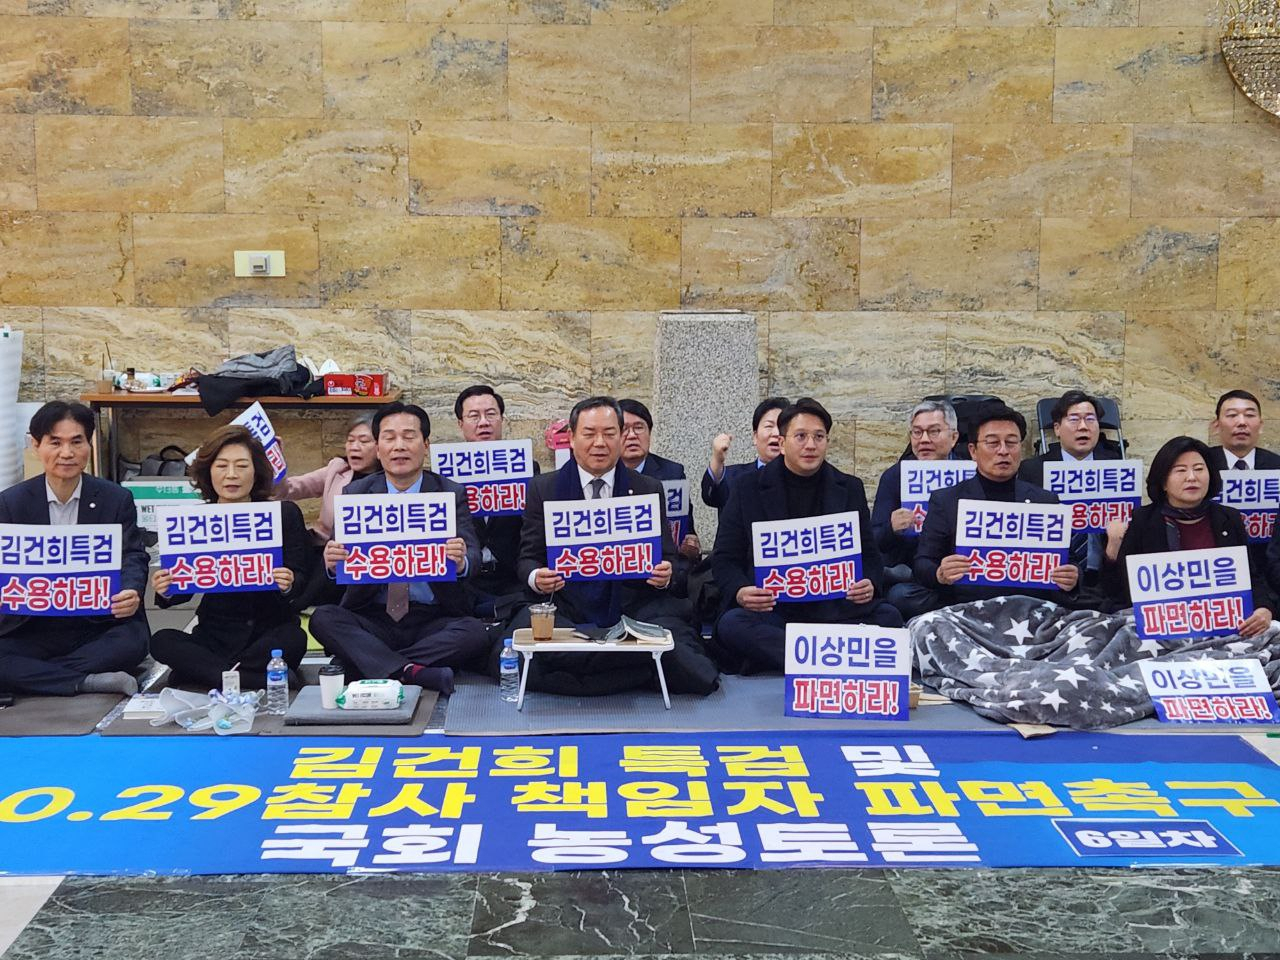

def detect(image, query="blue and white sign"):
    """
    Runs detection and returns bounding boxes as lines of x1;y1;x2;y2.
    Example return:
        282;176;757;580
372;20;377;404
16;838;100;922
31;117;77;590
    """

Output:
156;502;282;595
1218;470;1280;544
0;523;120;616
956;499;1072;589
1127;546;1252;641
1043;460;1143;534
232;401;287;483
1052;819;1241;859
662;480;690;545
431;440;534;518
899;461;977;535
1139;658;1280;725
784;624;910;721
752;512;862;603
545;494;662;582
333;492;457;585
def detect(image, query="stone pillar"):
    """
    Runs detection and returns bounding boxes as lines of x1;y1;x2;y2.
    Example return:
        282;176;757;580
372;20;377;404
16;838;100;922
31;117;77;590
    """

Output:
651;311;758;546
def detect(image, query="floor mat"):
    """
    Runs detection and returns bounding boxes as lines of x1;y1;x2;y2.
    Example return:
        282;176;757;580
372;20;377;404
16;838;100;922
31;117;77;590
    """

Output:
0;694;123;737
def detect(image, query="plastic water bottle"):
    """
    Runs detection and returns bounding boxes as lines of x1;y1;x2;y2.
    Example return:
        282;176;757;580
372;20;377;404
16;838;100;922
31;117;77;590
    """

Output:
499;639;520;703
266;649;289;715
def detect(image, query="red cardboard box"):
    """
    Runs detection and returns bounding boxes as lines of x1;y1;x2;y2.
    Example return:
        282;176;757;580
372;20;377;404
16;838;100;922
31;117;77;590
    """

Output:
323;372;388;397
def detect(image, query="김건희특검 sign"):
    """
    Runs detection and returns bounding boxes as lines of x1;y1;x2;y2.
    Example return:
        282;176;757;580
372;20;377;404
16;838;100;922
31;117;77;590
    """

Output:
956;500;1072;589
0;523;121;616
544;494;662;581
333;493;457;585
430;440;534;518
156;502;282;595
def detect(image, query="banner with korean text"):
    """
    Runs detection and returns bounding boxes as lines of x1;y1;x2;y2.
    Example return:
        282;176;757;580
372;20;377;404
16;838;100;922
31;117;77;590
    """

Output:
1139;659;1280;725
899;461;977;535
333;493;457;585
753;512;862;602
1218;470;1280;543
545;494;662;581
662;480;691;545
431;440;534;518
0;523;120;616
956;500;1073;589
156;502;282;595
1127;546;1252;641
1;731;1279;874
784;624;910;721
1042;460;1144;534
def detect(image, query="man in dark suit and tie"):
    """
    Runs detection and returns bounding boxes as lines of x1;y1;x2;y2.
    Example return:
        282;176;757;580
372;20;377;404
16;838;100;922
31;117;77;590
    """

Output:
1208;390;1280;471
1018;390;1123;589
712;398;902;673
912;403;1086;612
0;401;149;696
513;396;719;696
454;384;536;619
700;396;789;510
310;401;488;694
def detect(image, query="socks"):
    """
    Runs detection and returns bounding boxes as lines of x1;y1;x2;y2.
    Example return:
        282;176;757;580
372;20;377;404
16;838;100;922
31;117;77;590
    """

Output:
399;664;454;696
79;672;139;696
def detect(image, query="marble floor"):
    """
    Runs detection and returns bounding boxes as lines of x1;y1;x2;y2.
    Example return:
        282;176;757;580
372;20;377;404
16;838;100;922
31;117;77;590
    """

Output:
4;866;1280;960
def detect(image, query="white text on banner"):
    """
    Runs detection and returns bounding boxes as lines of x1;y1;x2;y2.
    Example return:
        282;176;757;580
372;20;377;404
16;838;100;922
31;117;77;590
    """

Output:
752;511;862;602
333;492;457;585
430;440;534;518
0;523;121;615
1127;545;1252;641
955;499;1073;589
544;493;662;581
156;501;282;595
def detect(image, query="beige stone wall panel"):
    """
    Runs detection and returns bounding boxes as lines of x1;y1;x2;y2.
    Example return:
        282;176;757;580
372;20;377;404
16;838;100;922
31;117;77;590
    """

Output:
228;308;412;390
234;0;407;19
772;123;952;218
590;311;657;406
0;212;133;306
589;0;772;25
957;0;1137;25
407;0;592;22
1137;0;1218;26
29;1;221;15
0;16;130;114
775;0;956;26
2;308;45;402
0;117;37;210
1132;124;1280;218
1218;219;1280;310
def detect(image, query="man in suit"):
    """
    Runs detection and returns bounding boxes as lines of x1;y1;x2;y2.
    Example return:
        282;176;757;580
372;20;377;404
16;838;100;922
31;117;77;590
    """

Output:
514;396;719;696
701;396;789;510
912;403;1086;611
454;384;535;619
872;399;961;620
0;401;148;696
712;397;902;673
1209;390;1280;471
1018;390;1123;588
311;401;488;694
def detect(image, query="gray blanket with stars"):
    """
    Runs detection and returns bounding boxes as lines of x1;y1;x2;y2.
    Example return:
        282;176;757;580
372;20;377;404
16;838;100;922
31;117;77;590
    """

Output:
910;596;1280;729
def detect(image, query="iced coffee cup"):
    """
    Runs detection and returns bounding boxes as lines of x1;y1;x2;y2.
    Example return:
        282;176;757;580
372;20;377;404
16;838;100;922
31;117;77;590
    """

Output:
529;602;557;641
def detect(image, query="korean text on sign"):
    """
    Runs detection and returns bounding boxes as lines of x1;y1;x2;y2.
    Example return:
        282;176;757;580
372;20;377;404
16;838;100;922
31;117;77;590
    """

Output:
955;499;1072;590
1043;460;1144;534
1139;659;1280;725
232;401;287;483
544;493;662;582
1218;470;1280;544
752;511;862;602
121;479;201;533
899;461;978;535
1127;546;1252;641
785;623;910;721
333;493;457;585
156;502;283;595
0;523;121;616
430;440;534;518
662;480;690;545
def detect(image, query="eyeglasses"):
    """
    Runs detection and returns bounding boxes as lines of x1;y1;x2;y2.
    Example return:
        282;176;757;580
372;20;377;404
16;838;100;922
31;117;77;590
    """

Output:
910;426;947;440
621;423;649;436
1062;414;1098;426
462;411;500;423
978;438;1021;451
789;431;828;445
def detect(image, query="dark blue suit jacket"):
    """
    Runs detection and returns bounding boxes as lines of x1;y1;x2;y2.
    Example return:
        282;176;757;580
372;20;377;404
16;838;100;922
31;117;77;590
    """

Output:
336;470;480;619
1209;445;1280;471
870;453;968;570
0;474;149;636
711;457;884;617
914;475;1087;604
517;460;676;625
700;461;760;510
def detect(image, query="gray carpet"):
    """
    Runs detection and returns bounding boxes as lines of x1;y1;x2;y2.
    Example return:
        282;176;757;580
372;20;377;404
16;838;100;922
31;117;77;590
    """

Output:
0;694;123;737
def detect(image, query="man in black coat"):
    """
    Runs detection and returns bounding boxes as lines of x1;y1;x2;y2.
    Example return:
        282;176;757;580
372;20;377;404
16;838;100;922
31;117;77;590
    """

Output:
700;396;789;510
311;401;488;694
911;402;1086;612
0;401;149;696
1208;390;1280;471
712;398;902;673
512;396;719;696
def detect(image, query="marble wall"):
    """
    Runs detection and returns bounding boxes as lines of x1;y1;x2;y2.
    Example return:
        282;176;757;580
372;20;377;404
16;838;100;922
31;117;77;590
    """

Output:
2;0;1279;496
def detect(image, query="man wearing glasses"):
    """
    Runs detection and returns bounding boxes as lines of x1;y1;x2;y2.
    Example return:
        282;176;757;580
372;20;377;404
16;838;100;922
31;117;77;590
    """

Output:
912;403;1085;612
872;399;961;619
1019;390;1122;588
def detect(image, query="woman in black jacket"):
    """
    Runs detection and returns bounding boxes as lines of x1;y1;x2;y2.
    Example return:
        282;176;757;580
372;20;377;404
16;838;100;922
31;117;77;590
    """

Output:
1101;435;1273;636
149;425;309;689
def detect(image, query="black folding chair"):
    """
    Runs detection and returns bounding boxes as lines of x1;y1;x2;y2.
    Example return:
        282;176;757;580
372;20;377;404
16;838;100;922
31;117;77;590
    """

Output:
1035;395;1125;456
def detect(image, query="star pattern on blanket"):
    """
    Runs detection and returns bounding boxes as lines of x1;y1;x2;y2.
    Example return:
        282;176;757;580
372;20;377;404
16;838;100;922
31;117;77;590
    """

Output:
1004;619;1033;643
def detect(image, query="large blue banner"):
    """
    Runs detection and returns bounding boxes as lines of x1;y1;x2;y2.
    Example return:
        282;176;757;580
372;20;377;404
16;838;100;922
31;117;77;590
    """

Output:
1;731;1279;875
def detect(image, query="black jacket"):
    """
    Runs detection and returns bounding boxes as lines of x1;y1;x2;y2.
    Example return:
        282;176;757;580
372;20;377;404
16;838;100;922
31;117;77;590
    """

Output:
1018;441;1124;485
1105;500;1275;610
1208;446;1280;471
711;457;883;616
700;461;759;510
914;475;1087;604
0;474;149;637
